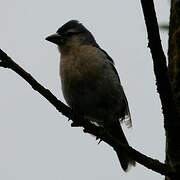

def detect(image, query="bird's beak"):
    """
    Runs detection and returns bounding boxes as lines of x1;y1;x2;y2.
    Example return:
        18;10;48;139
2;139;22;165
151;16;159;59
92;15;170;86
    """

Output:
45;33;62;45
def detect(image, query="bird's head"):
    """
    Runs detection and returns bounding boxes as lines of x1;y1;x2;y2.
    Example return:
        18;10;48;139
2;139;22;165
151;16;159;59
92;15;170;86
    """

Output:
46;20;98;52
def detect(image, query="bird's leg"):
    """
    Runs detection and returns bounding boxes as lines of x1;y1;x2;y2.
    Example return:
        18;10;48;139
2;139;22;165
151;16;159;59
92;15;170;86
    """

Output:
102;117;119;139
94;119;111;144
71;105;84;127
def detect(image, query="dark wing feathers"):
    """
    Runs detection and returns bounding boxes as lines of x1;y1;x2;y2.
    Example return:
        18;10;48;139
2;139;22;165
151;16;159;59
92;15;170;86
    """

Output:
99;47;132;127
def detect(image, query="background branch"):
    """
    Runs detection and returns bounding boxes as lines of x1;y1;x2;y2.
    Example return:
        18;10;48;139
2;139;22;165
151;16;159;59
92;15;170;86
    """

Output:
165;0;180;179
0;48;177;177
140;0;178;129
141;0;180;178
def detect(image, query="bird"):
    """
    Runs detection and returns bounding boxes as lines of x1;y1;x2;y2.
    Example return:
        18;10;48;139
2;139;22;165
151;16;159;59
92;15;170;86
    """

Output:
45;20;135;171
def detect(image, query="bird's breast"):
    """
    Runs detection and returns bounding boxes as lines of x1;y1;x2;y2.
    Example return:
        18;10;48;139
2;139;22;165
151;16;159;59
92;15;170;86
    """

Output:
60;46;104;90
59;50;94;107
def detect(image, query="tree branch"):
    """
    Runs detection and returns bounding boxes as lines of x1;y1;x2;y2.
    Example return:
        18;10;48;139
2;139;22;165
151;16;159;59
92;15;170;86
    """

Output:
141;1;180;177
0;48;178;177
140;0;179;129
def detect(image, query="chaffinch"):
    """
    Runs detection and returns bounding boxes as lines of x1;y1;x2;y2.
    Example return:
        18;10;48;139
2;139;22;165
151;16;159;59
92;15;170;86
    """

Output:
46;20;135;171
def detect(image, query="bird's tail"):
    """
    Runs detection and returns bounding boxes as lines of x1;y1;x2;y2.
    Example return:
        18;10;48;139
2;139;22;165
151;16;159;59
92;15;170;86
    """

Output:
108;121;135;171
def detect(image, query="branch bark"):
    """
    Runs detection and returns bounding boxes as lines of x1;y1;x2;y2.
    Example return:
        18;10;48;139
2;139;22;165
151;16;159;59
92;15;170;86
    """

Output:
0;49;178;178
166;0;180;179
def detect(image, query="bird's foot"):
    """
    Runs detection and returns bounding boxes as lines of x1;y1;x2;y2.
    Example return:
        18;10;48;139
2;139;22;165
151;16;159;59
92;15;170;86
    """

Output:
71;106;84;127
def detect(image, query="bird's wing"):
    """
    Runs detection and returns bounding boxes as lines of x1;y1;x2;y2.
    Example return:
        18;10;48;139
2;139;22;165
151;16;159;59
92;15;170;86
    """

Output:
100;48;132;127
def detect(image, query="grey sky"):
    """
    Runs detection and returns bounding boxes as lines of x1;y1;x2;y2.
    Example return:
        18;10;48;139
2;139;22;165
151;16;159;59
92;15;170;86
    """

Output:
0;0;169;180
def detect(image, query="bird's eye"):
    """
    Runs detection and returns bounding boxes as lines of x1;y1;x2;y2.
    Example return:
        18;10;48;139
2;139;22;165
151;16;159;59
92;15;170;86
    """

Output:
65;30;82;37
66;32;77;36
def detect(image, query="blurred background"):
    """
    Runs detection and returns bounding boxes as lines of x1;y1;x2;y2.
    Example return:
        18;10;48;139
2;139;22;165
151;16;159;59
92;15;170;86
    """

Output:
0;0;169;179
